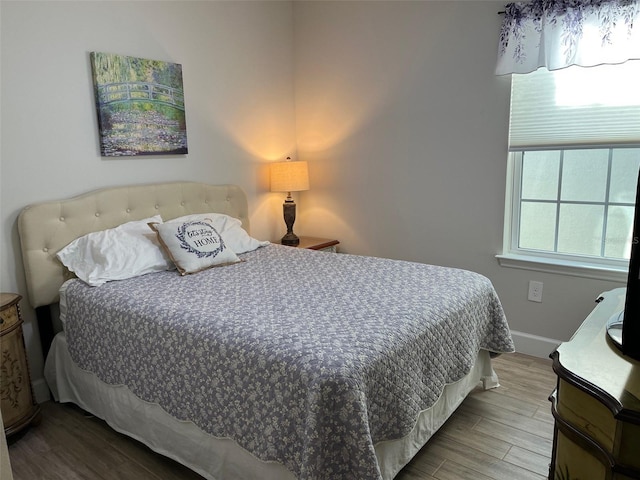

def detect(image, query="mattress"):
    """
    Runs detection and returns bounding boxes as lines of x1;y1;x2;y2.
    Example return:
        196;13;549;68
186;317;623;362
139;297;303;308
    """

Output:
52;244;514;479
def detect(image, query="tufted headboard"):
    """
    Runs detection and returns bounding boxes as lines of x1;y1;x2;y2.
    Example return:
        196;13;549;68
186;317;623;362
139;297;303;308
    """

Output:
18;182;250;309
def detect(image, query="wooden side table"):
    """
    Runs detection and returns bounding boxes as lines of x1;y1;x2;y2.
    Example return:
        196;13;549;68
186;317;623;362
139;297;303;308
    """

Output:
1;293;41;438
290;236;339;252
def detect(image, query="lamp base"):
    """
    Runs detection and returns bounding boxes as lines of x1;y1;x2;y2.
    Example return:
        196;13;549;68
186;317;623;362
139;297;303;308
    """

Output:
281;232;300;246
281;200;300;246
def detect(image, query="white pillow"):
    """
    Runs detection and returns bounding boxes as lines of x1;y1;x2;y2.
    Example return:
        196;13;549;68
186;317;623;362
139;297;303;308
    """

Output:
56;215;174;286
167;213;269;254
149;219;241;275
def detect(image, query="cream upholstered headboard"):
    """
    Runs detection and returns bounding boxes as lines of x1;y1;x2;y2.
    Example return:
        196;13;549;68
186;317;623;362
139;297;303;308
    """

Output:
18;182;250;309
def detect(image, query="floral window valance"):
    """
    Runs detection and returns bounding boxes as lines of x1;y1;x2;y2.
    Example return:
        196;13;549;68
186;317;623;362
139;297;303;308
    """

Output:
496;0;640;75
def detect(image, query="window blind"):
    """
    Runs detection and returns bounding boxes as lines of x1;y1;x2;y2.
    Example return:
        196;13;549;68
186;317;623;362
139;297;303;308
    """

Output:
509;61;640;151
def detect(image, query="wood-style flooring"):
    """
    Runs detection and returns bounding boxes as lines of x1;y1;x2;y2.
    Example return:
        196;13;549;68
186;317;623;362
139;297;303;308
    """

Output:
6;353;556;480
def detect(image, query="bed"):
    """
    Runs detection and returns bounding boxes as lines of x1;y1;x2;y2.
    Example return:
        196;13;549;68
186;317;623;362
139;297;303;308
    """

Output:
18;181;514;480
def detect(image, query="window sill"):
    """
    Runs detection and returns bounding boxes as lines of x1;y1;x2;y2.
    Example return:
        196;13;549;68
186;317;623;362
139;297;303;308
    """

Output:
496;253;628;283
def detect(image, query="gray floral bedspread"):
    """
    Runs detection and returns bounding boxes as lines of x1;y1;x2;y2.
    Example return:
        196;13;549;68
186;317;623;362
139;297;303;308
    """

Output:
60;244;514;480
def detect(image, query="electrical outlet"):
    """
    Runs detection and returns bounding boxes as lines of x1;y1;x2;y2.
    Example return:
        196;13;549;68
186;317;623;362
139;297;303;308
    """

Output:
528;280;543;303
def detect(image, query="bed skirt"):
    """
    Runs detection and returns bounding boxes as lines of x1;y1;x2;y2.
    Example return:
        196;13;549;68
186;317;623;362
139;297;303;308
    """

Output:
44;332;499;480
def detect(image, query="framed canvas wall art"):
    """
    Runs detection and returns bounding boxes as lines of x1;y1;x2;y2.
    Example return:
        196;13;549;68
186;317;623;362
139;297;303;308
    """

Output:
90;52;188;157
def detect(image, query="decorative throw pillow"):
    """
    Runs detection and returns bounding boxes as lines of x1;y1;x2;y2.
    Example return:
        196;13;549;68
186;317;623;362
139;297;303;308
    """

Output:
56;215;174;286
149;219;241;275
167;213;269;254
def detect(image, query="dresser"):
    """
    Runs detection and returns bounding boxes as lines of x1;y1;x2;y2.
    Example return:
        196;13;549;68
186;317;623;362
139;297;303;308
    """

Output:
549;288;640;480
1;293;41;437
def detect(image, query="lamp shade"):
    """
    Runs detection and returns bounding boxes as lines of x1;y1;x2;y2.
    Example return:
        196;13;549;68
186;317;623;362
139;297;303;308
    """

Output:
270;160;309;193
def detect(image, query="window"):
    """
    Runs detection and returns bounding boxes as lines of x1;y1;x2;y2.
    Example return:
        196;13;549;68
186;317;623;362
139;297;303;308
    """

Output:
500;62;640;280
510;147;640;265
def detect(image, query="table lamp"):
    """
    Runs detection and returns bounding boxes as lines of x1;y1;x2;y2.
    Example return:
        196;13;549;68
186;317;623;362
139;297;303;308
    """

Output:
270;158;309;246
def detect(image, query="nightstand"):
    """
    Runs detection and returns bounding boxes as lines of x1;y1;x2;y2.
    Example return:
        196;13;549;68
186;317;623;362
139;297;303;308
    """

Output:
289;236;339;252
1;293;41;438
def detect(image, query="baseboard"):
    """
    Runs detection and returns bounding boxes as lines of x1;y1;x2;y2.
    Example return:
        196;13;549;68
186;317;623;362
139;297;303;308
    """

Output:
33;378;51;404
510;330;562;359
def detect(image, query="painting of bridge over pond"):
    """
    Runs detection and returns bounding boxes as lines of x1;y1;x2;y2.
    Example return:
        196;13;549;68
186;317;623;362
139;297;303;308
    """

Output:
90;52;188;157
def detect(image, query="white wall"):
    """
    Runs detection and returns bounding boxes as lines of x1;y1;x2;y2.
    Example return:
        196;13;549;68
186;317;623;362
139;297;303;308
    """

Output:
292;1;624;357
1;0;296;400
